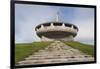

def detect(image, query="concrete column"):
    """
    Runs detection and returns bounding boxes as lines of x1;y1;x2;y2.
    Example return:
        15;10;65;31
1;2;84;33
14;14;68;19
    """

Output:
51;23;54;28
62;23;65;27
41;25;44;29
71;25;74;29
62;23;66;31
51;23;54;26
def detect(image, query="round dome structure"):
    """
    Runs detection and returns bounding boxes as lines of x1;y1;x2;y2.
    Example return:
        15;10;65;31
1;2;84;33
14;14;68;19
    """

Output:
35;21;78;41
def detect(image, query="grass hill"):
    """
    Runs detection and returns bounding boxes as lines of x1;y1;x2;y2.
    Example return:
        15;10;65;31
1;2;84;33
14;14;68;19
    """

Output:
15;42;52;64
15;41;94;64
64;41;94;56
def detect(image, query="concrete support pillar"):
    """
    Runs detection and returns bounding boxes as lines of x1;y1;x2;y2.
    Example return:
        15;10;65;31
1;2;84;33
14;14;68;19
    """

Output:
51;23;54;26
41;25;44;29
62;23;65;27
71;25;74;29
51;23;54;28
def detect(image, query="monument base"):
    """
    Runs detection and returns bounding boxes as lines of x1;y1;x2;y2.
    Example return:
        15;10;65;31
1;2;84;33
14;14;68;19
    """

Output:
41;35;74;41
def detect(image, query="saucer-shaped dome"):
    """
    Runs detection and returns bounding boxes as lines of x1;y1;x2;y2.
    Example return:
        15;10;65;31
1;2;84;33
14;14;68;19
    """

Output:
35;22;78;39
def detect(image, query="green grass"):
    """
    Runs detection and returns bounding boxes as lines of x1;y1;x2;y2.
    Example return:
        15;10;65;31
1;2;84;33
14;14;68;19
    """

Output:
15;41;94;64
15;42;52;64
64;41;94;56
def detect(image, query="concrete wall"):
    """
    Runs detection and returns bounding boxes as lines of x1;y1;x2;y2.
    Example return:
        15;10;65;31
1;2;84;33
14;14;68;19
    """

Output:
41;35;74;41
36;25;77;34
36;23;77;41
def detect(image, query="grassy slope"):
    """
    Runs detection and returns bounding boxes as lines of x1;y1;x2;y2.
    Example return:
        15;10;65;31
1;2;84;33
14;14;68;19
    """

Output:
15;41;94;64
15;42;52;64
64;41;94;56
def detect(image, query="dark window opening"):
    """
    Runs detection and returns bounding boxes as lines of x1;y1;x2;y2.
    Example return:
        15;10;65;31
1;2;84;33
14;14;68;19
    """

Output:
65;24;71;27
43;23;51;27
74;26;77;29
74;26;78;31
37;25;41;29
53;23;62;26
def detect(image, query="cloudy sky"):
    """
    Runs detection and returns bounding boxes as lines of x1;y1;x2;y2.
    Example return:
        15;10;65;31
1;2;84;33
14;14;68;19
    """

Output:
15;4;94;44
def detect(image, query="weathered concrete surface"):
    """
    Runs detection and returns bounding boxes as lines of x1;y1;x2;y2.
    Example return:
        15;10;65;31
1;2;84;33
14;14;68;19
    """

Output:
17;41;94;65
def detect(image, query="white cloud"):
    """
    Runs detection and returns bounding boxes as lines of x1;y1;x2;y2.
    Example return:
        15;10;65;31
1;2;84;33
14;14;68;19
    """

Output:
15;4;95;44
15;4;57;43
71;8;94;44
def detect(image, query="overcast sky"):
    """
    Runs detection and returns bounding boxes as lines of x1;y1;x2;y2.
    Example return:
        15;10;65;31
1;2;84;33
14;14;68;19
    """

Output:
15;4;94;45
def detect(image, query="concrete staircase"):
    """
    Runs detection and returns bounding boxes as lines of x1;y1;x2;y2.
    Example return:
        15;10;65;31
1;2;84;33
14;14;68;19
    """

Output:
18;41;94;65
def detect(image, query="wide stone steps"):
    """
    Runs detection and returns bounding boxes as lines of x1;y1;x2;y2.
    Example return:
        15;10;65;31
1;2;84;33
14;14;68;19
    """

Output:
25;55;91;60
17;41;94;65
18;57;94;65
